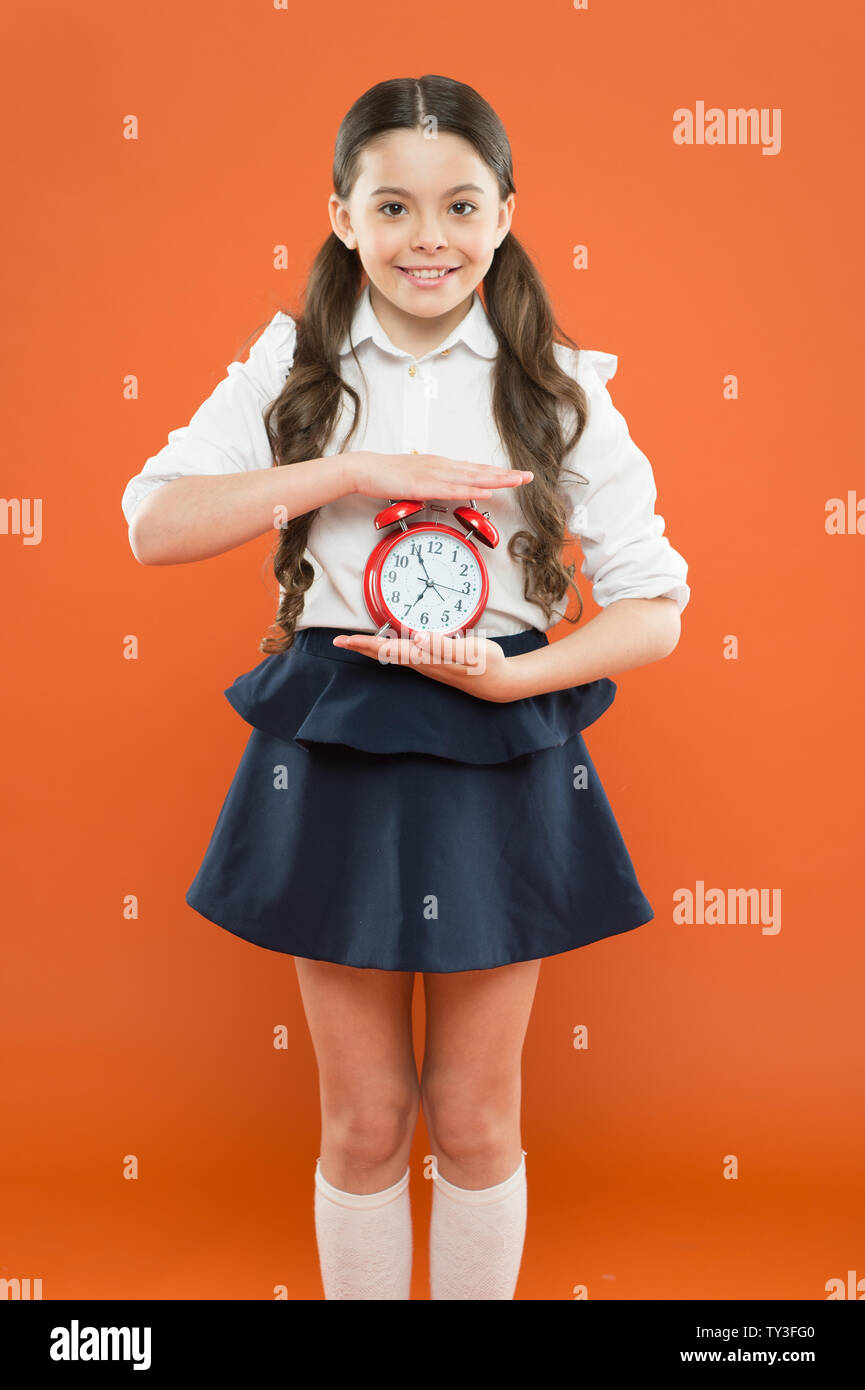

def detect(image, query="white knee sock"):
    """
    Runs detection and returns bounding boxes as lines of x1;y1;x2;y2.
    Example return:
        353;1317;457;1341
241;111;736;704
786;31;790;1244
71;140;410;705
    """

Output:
429;1149;528;1300
313;1157;412;1300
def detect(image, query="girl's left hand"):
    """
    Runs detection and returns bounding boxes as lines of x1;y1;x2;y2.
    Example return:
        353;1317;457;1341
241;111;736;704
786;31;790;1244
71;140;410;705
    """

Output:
331;630;520;703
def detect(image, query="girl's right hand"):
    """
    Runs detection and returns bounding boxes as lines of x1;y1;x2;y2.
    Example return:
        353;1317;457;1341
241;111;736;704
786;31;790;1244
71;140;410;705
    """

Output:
345;450;533;501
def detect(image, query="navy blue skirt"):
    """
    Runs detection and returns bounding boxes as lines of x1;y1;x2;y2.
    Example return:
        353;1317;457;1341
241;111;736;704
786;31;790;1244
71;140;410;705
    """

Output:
184;626;654;972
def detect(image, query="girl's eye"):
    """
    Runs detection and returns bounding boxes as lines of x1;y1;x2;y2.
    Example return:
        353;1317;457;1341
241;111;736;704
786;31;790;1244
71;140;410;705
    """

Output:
379;201;477;217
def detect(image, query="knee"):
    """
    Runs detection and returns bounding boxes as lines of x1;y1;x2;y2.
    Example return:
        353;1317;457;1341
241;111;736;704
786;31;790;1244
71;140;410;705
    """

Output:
326;1087;420;1168
421;1077;519;1163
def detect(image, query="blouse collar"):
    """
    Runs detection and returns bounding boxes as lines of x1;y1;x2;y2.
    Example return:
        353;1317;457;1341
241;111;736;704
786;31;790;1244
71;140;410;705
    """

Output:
338;281;499;361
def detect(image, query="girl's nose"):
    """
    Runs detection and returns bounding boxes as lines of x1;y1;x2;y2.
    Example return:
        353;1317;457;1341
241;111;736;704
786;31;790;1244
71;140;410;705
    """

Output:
412;226;448;250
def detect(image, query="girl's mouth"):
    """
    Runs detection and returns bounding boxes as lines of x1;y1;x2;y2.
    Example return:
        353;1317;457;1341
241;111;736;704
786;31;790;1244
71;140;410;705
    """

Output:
396;266;459;287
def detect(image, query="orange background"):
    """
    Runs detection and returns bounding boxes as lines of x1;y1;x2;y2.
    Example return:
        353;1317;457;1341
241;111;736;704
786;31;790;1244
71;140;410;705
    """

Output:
2;0;863;1300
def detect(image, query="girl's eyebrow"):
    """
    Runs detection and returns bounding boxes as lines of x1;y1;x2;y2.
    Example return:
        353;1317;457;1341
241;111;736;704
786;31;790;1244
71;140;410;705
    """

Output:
367;183;486;199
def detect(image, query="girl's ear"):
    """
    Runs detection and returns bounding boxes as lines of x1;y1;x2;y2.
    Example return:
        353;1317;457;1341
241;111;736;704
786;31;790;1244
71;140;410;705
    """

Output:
495;193;516;247
328;193;355;248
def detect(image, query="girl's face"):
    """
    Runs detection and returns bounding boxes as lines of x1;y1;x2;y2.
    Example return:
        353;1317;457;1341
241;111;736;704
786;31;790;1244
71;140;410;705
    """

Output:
329;127;514;329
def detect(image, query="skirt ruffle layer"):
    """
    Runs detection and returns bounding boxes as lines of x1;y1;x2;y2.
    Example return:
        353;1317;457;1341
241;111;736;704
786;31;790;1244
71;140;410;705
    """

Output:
185;626;654;972
222;624;618;763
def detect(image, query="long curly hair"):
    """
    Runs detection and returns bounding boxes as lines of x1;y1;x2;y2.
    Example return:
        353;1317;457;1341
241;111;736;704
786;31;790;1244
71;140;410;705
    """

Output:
249;74;591;655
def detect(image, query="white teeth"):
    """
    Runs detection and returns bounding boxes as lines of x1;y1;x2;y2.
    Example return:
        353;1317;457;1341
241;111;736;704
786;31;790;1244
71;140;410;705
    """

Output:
403;268;450;279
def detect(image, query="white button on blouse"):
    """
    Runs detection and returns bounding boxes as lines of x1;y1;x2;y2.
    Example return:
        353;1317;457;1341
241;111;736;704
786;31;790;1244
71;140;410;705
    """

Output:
121;283;690;636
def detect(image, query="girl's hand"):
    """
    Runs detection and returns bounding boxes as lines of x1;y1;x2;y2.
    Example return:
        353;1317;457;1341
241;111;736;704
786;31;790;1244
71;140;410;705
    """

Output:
331;629;522;702
346;450;533;501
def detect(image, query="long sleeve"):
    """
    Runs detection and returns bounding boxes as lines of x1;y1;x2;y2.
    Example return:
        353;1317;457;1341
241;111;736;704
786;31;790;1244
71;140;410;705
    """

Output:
565;349;691;615
120;310;297;531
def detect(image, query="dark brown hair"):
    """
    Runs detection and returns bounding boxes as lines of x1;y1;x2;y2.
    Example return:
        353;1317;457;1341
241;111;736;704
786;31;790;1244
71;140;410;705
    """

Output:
251;74;590;654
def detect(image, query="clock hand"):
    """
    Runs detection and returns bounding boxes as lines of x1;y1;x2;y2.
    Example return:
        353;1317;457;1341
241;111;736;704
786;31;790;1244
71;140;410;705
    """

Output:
400;585;430;618
406;559;445;606
415;557;459;604
400;576;457;621
417;577;452;605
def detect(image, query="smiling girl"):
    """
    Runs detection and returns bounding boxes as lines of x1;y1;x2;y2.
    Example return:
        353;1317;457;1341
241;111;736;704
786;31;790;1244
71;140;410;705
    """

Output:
121;74;690;1300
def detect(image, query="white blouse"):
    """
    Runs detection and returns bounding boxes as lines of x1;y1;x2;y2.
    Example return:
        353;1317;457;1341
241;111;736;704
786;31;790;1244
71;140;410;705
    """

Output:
121;283;690;637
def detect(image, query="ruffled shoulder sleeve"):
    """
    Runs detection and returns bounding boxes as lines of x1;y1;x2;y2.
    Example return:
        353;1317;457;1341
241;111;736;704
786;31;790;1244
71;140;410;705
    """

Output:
266;311;298;390
576;347;618;386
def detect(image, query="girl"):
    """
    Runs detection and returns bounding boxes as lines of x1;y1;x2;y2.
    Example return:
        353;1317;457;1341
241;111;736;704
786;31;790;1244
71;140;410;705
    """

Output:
121;74;690;1301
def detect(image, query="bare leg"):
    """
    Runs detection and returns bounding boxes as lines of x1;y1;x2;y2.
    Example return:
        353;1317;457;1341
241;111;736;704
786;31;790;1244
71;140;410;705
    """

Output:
420;958;541;1188
294;958;420;1299
421;958;541;1299
293;958;419;1191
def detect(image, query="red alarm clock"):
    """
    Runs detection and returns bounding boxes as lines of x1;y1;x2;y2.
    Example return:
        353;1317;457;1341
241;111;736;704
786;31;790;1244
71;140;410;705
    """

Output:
363;499;500;638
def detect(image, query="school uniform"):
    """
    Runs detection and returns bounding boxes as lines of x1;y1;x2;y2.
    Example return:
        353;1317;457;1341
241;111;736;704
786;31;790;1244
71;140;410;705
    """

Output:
121;284;690;973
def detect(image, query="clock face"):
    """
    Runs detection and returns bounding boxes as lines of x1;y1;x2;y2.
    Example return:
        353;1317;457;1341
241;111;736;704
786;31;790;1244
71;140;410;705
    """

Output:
377;526;485;634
